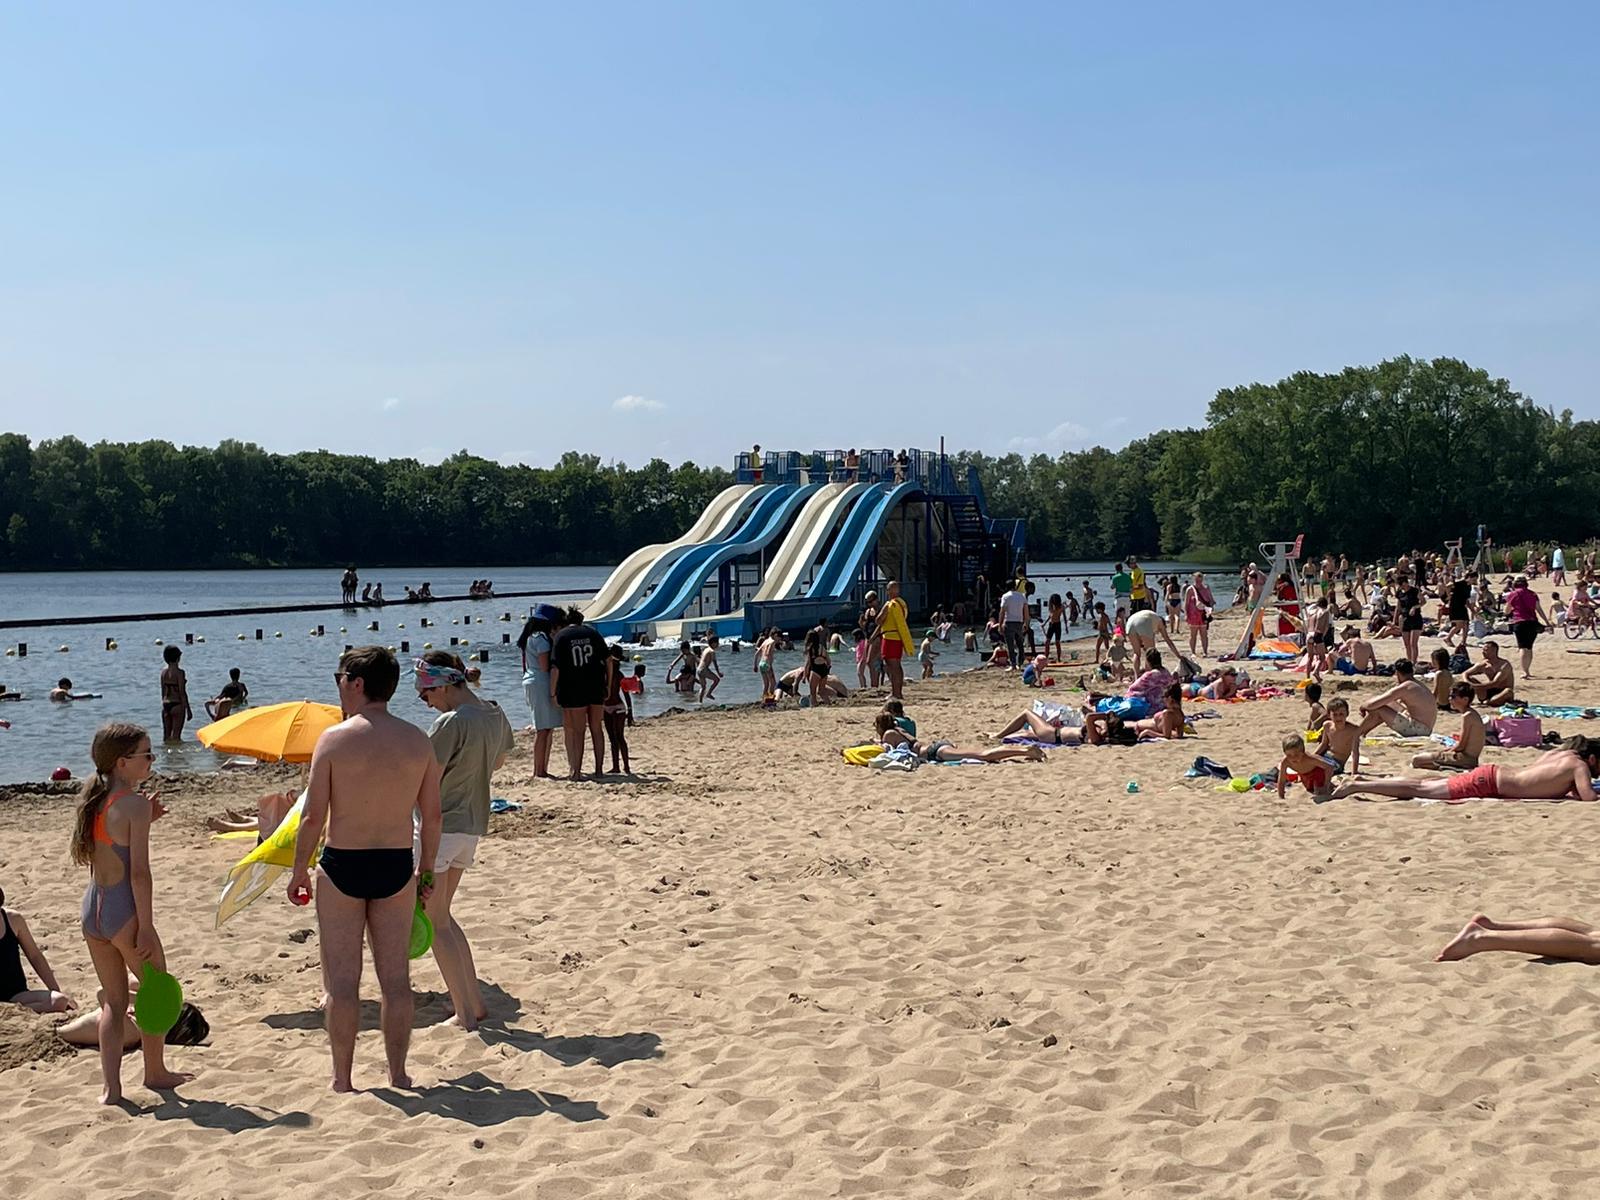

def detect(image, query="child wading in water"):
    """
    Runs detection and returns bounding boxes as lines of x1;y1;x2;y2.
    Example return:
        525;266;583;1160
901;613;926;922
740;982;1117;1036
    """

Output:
72;722;191;1103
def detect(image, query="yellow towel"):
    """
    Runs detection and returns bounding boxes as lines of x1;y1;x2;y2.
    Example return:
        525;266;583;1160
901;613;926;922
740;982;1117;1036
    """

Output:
879;597;916;652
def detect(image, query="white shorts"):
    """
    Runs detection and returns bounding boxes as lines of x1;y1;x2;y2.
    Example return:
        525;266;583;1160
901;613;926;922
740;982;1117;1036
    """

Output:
415;831;480;872
1381;710;1432;739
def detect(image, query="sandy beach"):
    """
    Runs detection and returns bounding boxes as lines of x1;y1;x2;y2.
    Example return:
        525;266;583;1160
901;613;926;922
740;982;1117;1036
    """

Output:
4;589;1600;1199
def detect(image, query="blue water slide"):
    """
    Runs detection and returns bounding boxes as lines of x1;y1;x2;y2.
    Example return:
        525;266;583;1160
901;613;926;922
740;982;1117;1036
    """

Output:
599;483;819;631
806;481;920;600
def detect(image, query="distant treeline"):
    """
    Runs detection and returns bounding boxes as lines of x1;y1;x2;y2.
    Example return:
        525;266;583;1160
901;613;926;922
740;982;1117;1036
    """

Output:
2;357;1595;572
956;355;1600;562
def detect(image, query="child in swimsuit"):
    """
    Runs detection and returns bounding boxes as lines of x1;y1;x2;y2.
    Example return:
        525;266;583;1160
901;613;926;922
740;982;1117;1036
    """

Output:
1277;733;1339;801
71;722;189;1103
603;645;631;773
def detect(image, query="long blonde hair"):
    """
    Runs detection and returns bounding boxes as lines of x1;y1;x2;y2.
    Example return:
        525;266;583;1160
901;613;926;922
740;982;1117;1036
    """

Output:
70;723;147;867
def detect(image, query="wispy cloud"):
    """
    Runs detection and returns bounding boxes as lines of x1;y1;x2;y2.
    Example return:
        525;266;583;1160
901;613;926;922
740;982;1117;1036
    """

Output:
381;396;402;413
612;394;664;413
1008;421;1092;453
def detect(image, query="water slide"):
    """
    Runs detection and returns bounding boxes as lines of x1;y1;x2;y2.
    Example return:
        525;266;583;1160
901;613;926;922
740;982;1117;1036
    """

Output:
585;484;758;621
804;481;921;601
750;481;875;602
596;483;820;632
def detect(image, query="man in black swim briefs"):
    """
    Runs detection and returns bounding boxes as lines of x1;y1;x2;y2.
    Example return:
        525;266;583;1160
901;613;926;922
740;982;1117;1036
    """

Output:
289;645;442;1093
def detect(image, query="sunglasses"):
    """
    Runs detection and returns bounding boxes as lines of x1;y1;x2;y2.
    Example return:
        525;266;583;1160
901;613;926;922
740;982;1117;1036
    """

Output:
128;751;157;761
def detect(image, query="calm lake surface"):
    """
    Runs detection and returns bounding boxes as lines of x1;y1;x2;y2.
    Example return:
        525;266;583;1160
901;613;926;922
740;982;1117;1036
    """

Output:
0;561;1229;781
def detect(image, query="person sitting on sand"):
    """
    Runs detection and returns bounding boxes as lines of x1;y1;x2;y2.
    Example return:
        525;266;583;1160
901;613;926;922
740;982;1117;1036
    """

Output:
205;789;297;842
1411;683;1485;772
875;713;1045;763
1118;649;1174;718
1463;641;1516;706
1318;698;1360;774
1104;631;1130;682
1302;681;1326;731
1353;659;1437;739
1437;914;1600;964
1;883;77;1013
1426;648;1454;708
1331;739;1600;803
1277;733;1340;801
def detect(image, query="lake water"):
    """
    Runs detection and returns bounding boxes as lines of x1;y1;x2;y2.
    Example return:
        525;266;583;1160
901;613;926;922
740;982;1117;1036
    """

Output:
0;561;1231;781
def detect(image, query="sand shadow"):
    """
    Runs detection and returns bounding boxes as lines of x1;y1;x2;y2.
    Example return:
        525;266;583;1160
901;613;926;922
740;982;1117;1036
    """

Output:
147;1094;313;1130
371;1070;606;1125
476;1026;663;1067
262;982;524;1033
589;771;671;785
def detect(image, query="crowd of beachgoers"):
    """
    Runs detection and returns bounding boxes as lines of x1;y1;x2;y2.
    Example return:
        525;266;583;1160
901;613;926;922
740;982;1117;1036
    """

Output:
4;541;1600;1115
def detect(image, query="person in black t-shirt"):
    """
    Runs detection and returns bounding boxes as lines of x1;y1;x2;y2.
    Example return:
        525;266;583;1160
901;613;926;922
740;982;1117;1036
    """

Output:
550;608;609;780
1444;573;1476;649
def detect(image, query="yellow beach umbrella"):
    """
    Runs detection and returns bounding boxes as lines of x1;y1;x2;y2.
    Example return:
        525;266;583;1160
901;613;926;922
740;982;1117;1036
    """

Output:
196;701;343;764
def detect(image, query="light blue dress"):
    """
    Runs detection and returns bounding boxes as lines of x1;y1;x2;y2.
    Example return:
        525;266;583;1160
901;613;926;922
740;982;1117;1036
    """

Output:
521;632;561;731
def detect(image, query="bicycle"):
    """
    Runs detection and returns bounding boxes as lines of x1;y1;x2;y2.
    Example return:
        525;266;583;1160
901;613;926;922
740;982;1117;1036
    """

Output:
1563;612;1600;639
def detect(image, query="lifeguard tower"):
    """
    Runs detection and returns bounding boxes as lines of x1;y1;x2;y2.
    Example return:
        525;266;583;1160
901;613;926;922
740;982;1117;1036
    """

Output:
1233;535;1306;659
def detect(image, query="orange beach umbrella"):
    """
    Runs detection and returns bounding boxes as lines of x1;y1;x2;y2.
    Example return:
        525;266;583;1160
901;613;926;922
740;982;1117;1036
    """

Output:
196;700;343;763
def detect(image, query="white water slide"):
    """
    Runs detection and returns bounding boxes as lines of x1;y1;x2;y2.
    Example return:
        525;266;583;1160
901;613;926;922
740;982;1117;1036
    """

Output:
586;484;758;621
750;481;874;602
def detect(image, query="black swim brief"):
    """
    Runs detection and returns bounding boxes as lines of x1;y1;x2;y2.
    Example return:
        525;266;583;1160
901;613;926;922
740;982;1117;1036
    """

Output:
319;846;415;900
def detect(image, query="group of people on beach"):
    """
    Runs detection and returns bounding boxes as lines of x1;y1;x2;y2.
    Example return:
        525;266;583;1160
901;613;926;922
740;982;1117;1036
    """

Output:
12;539;1600;1106
4;640;518;1100
516;604;638;780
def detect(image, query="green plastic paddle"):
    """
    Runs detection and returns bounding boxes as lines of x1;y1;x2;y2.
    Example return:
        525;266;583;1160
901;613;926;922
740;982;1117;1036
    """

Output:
134;961;184;1036
409;902;434;960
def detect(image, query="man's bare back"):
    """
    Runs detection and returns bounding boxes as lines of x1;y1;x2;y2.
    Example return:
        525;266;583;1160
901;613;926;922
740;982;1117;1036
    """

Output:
288;647;442;1093
1497;750;1598;800
320;712;436;849
1343;637;1375;671
1391;679;1438;727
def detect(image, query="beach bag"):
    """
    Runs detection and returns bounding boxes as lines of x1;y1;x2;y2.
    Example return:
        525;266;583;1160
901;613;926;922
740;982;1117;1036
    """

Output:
1490;715;1542;748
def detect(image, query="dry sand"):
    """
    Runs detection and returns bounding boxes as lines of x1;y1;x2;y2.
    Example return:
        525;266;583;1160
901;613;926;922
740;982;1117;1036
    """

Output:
4;585;1600;1199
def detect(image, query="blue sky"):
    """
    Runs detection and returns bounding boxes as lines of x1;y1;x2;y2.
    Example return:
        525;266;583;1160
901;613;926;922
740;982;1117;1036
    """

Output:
1;2;1595;469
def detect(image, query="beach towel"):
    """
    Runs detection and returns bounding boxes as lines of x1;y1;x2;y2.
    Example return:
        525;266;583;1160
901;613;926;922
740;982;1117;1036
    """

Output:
869;747;919;771
842;744;885;766
878;596;916;655
1497;704;1599;720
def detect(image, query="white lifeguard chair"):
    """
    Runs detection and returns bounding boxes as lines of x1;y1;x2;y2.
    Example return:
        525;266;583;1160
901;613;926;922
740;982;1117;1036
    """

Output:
1233;535;1306;660
1443;538;1464;580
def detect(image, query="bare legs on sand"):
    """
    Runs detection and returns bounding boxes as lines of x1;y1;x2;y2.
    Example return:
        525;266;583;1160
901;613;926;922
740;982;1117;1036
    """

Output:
1437;914;1600;963
316;870;415;1091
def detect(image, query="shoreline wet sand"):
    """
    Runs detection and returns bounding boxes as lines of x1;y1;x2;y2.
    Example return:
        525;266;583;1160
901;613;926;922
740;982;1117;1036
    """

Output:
4;590;1600;1197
